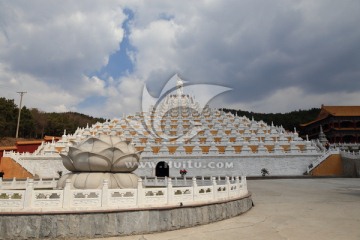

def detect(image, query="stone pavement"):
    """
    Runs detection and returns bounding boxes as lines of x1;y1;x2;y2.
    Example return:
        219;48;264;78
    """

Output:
95;178;360;240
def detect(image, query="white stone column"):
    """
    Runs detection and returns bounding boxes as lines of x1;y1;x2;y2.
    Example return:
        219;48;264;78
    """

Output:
11;177;16;188
137;178;144;206
101;179;109;207
225;176;230;198
24;179;34;208
62;179;72;208
212;177;217;200
241;176;248;195
192;177;197;201
235;176;240;195
167;178;173;204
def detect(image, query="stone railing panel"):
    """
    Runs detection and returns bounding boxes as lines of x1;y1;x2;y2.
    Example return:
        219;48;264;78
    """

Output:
71;189;102;208
32;190;63;208
143;187;167;205
0;190;25;208
108;189;137;207
173;186;193;203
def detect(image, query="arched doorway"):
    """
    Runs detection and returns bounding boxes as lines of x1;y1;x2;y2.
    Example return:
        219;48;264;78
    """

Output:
155;161;169;177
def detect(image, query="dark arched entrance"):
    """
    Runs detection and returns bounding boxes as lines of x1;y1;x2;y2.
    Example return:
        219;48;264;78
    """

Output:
155;161;169;177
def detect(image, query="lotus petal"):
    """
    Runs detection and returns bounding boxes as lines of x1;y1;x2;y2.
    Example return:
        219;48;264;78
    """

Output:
57;172;139;189
91;138;112;152
111;173;138;188
112;153;140;172
87;152;112;171
61;136;140;173
67;147;83;160
60;154;76;172
72;151;92;171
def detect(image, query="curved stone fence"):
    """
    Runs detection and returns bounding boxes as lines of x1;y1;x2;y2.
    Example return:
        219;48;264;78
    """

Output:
0;176;222;190
0;193;252;239
0;176;248;213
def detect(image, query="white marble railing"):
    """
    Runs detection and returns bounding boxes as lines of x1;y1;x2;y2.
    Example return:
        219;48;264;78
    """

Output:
306;148;340;173
0;176;226;190
142;148;321;157
0;176;248;212
142;176;226;187
0;178;58;190
2;151;68;178
340;150;360;159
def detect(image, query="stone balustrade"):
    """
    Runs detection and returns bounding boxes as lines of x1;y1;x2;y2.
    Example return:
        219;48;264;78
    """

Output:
340;150;360;159
0;176;248;212
0;177;58;190
0;176;221;190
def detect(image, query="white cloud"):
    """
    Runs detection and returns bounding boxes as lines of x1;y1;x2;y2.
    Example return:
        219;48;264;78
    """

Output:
244;87;360;113
0;1;126;114
115;0;360;115
1;0;360;118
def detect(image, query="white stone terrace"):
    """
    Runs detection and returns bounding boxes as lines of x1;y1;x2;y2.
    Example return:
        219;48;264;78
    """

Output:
0;176;248;213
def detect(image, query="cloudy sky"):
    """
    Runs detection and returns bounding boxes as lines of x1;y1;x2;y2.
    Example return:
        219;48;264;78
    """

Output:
0;0;359;118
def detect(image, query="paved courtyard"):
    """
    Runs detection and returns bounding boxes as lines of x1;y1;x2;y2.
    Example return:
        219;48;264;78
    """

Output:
96;178;360;240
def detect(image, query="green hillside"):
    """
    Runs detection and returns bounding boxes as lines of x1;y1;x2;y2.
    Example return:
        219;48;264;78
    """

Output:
0;97;105;139
221;108;320;131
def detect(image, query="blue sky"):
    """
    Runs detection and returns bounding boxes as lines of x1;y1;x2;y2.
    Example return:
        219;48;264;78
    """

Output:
93;8;135;80
0;1;360;118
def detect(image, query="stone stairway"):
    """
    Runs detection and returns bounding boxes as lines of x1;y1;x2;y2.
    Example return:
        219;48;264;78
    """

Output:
306;149;340;174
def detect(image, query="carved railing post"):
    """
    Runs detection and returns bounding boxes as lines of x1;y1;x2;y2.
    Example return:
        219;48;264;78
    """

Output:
11;177;16;188
241;176;247;195
235;176;240;195
167;178;173;204
144;176;147;185
192;177;197;201
212;177;217;200
24;179;34;208
137;178;143;206
101;179;109;207
225;176;230;198
63;179;72;208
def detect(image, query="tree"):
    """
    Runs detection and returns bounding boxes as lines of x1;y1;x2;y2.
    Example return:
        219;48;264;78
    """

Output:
30;108;47;138
18;106;35;138
0;97;18;137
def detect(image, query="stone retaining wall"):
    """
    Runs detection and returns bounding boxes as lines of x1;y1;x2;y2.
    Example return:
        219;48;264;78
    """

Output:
0;194;252;239
342;156;360;177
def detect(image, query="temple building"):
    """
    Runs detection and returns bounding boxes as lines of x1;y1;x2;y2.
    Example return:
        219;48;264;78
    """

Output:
1;75;325;178
300;105;360;143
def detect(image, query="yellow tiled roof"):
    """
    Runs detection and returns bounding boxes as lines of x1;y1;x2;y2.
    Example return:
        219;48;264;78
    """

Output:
322;106;360;116
301;106;360;126
16;140;43;145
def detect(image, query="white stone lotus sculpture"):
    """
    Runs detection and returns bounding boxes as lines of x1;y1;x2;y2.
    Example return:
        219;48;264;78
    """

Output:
58;135;141;189
60;135;140;172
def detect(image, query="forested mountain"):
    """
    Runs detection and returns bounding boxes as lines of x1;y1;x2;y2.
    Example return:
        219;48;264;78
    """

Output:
221;108;320;131
0;97;105;139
